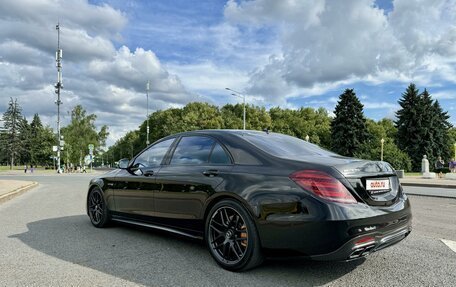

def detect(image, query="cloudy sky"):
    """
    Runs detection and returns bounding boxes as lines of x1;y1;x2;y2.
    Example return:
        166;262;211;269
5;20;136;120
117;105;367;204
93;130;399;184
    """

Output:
1;0;455;146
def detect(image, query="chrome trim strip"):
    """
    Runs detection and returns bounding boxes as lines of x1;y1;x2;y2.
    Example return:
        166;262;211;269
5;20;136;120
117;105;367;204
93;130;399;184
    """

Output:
112;218;203;240
380;228;409;244
352;241;375;249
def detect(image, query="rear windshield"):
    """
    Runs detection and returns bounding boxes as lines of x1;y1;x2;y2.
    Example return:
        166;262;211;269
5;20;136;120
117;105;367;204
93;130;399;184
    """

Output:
239;132;337;159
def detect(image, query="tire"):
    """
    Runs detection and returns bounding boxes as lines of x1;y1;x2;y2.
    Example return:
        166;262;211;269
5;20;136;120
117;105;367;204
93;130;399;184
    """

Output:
87;187;110;228
205;199;264;271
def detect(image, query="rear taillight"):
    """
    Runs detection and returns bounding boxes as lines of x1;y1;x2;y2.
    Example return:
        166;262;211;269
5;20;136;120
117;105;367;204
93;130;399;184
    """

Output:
289;170;357;204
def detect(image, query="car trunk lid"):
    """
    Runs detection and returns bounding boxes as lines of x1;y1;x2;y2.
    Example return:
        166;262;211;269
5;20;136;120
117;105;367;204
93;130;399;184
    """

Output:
334;159;400;206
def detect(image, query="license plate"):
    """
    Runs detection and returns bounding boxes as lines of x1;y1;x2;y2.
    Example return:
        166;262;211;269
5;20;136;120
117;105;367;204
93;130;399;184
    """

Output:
366;179;390;193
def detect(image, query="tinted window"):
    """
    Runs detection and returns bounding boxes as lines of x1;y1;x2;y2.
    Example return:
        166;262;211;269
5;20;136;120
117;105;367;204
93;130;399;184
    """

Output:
134;138;174;167
209;143;231;164
171;136;215;165
240;132;337;159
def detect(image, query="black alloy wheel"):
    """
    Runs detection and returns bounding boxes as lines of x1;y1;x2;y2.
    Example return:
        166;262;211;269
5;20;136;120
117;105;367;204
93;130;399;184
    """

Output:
206;199;263;271
88;188;110;228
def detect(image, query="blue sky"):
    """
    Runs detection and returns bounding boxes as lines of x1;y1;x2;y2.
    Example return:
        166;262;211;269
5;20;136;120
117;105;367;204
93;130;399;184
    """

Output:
1;0;455;145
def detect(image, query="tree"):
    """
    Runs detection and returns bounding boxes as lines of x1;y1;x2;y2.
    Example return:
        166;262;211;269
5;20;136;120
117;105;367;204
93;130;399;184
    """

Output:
431;100;452;161
448;127;456;160
2;98;26;169
61;105;109;165
355;119;412;171
221;104;271;130
396;84;452;170
269;107;331;147
330;89;368;156
29;114;55;166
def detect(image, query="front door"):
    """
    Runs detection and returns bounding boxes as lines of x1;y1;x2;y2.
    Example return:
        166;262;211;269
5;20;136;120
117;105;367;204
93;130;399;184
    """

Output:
113;137;176;218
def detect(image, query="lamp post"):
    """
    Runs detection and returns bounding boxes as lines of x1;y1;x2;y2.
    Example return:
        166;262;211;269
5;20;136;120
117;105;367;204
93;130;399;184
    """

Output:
146;81;150;146
381;138;385;161
225;88;246;130
454;143;456;159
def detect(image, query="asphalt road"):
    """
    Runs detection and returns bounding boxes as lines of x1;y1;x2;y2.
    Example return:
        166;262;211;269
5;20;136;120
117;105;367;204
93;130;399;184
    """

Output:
0;174;455;287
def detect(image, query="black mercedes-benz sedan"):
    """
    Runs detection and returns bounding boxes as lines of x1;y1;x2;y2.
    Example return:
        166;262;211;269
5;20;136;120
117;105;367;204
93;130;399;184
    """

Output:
87;130;411;271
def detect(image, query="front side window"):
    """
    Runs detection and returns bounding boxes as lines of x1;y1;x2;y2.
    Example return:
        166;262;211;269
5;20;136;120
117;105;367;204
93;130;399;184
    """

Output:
171;136;215;165
133;138;175;167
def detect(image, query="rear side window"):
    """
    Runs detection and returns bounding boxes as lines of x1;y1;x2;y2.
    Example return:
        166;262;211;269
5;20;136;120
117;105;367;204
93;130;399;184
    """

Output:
241;132;337;159
171;136;215;165
209;143;231;164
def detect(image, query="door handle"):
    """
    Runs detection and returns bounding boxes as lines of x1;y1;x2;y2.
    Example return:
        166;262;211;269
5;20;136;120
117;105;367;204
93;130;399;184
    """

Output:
143;170;154;177
203;169;219;177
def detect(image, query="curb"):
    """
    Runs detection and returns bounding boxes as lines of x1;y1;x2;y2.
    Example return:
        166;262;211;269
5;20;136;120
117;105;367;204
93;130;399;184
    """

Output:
0;182;39;204
400;182;456;189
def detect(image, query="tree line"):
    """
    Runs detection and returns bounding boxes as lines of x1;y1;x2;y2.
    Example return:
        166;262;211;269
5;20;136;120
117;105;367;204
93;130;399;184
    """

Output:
1;83;454;171
0;99;108;169
106;83;455;172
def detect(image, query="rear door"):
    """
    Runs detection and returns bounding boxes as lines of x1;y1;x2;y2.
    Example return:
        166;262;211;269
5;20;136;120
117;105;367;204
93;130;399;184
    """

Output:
154;136;233;231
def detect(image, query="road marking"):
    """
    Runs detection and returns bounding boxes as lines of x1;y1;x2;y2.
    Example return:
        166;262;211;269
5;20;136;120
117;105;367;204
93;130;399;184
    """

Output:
441;239;456;253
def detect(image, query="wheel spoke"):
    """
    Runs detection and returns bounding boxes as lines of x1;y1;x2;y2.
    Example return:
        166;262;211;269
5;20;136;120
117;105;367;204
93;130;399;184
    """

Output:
213;241;225;250
235;241;246;254
211;234;224;244
210;224;224;235
230;244;240;260
223;242;229;258
211;219;225;228
219;209;228;227
234;214;240;229
223;208;230;226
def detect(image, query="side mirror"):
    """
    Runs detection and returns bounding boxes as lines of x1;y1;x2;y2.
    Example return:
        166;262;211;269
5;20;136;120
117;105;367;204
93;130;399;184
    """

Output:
117;158;130;169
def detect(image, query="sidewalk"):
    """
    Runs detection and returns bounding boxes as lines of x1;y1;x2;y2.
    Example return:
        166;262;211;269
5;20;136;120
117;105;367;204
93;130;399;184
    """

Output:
0;180;38;204
400;176;456;188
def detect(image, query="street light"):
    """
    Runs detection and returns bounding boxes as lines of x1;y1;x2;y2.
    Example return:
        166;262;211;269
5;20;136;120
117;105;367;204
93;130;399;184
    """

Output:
146;81;150;146
381;138;385;161
454;143;456;160
225;87;246;130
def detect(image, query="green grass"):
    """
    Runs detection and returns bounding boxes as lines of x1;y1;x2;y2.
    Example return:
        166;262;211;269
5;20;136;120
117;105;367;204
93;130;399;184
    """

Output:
0;166;56;172
0;166;23;171
405;172;421;176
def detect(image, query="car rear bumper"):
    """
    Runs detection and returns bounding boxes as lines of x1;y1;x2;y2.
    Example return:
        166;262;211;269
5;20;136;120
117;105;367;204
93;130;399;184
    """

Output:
257;198;412;260
310;224;412;261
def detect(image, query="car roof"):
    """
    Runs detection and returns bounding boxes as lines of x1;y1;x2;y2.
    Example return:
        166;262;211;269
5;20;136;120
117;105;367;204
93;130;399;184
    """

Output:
171;129;269;138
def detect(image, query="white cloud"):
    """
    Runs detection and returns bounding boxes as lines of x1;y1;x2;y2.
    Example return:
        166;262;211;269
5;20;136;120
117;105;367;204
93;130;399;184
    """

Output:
0;0;193;146
363;102;398;109
433;91;456;100
224;0;456;102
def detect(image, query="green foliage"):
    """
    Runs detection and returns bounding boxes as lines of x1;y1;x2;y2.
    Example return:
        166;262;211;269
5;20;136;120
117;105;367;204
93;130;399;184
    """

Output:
355;119;412;171
105;102;328;162
1;98;27;168
330;89;368;156
222;104;271;130
61;105;109;165
395;84;452;171
269;107;331;147
448;127;456;160
28;114;55;166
